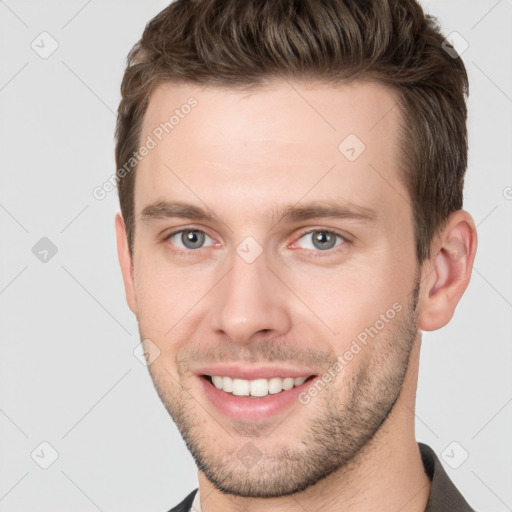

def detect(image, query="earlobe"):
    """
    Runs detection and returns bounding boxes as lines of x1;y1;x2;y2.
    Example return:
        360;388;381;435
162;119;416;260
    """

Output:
115;212;138;315
418;211;477;331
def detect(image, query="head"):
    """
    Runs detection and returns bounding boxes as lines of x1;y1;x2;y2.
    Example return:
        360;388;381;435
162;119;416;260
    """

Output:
115;0;477;499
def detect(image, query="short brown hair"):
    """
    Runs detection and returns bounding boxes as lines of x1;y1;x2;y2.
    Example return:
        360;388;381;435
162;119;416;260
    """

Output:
115;0;469;264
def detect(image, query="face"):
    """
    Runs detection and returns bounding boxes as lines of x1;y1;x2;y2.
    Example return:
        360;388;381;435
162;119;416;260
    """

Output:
120;79;423;497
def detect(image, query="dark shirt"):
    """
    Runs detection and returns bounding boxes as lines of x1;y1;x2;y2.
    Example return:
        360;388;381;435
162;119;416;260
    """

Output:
166;442;476;512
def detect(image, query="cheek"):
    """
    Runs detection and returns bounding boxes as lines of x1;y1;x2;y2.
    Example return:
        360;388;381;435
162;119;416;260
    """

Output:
132;261;218;366
133;263;187;336
288;256;404;336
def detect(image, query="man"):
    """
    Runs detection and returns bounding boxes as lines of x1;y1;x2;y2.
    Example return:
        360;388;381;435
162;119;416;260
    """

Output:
114;1;478;510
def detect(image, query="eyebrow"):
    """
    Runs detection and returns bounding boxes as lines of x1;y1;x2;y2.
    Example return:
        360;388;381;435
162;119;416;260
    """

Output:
139;199;377;225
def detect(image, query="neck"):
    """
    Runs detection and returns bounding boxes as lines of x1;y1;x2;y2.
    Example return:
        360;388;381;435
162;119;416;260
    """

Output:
197;337;430;512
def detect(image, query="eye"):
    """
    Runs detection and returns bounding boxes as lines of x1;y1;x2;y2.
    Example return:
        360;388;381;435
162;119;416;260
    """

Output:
165;229;216;252
294;229;346;252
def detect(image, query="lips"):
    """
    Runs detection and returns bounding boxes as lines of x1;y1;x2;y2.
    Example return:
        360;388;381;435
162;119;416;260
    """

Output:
194;365;319;422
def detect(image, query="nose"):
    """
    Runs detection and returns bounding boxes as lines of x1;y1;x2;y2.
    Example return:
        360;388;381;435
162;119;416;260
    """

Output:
208;247;292;345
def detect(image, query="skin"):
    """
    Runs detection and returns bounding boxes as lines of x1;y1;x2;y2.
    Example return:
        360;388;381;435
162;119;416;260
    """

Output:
115;79;477;512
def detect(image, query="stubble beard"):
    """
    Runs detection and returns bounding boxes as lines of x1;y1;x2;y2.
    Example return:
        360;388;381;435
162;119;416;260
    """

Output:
144;280;420;498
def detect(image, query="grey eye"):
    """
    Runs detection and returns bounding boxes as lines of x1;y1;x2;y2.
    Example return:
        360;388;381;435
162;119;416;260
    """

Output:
297;231;344;251
181;230;205;249
168;229;215;250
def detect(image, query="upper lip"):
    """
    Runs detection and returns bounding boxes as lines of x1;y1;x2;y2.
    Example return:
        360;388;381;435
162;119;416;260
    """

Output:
194;364;318;380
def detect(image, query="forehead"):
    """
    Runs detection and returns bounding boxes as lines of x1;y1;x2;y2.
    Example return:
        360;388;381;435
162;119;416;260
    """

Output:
142;78;401;152
135;79;407;225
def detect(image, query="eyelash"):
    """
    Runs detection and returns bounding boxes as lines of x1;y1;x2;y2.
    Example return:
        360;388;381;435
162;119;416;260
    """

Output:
163;227;350;258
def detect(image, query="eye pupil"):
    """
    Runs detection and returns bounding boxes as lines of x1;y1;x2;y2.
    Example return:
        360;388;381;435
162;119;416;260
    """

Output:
182;230;205;249
312;231;336;250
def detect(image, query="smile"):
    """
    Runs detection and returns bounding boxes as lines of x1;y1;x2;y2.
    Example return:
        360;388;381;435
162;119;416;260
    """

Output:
207;375;312;397
198;373;319;422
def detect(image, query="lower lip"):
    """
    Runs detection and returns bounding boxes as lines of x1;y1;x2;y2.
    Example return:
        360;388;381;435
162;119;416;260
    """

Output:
198;375;317;422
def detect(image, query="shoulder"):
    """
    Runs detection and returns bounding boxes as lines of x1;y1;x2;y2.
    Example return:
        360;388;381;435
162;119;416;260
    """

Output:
165;489;198;512
419;443;477;512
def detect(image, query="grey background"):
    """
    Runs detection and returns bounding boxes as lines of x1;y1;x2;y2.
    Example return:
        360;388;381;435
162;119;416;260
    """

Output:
0;1;510;511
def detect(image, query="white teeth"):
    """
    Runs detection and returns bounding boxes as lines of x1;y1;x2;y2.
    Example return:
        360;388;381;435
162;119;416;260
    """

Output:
209;375;310;397
211;376;223;389
282;377;294;391
232;378;250;396
268;377;283;394
222;376;233;392
250;379;268;397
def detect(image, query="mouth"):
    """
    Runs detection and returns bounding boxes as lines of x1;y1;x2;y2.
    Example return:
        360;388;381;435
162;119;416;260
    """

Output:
197;373;319;422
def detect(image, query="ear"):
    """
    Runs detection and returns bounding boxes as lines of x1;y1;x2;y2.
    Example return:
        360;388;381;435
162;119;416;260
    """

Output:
418;210;478;331
115;212;138;315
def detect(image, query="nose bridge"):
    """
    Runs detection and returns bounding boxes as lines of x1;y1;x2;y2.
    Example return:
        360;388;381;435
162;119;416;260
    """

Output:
209;243;291;344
